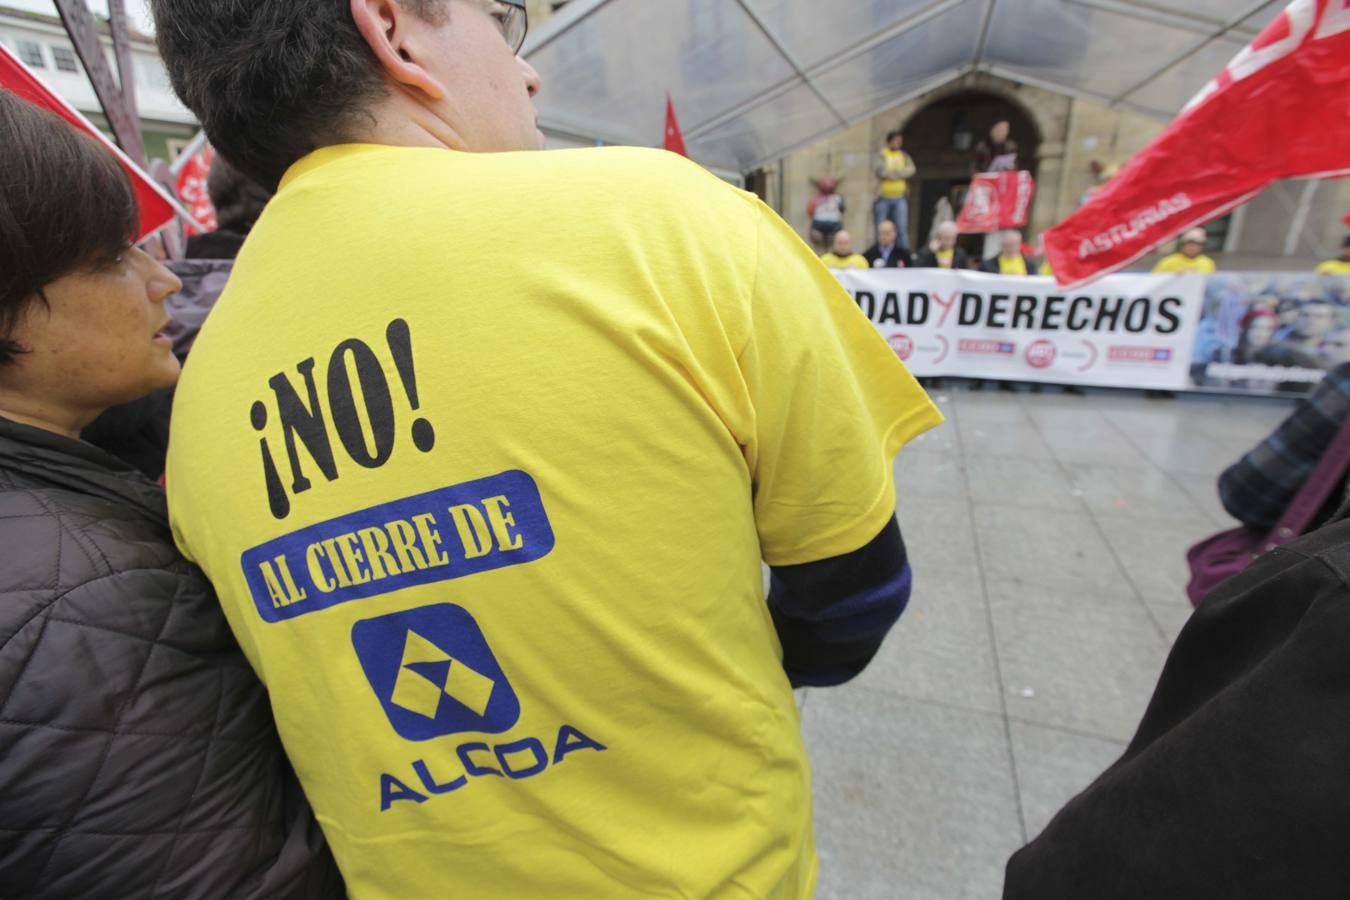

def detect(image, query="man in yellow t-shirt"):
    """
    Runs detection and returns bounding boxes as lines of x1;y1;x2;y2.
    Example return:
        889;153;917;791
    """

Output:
979;230;1033;276
152;1;942;898
1316;236;1350;275
873;130;916;249
1153;227;1218;274
820;229;870;269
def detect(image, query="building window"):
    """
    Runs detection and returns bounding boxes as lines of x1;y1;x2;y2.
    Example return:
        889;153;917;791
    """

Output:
17;40;45;69
52;46;79;74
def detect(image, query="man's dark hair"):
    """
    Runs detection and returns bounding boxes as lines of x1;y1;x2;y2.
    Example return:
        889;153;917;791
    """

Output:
0;90;137;366
885;130;902;143
151;0;447;189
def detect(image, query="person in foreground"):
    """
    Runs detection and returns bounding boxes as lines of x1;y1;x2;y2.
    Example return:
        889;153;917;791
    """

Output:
0;90;341;898
152;0;942;896
1004;498;1350;899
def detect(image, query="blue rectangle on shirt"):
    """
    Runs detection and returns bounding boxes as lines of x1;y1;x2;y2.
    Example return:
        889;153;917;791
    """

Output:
240;470;554;623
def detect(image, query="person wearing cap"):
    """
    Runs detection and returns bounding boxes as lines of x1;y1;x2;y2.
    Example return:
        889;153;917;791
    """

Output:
1153;227;1217;274
1315;235;1350;275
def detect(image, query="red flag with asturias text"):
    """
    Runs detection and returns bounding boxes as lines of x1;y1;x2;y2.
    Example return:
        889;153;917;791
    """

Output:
0;42;180;241
1045;0;1350;287
664;94;687;157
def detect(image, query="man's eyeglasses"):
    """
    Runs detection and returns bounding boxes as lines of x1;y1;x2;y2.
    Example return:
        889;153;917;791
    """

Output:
493;1;528;55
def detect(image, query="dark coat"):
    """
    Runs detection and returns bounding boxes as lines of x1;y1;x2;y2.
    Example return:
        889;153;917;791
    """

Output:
863;244;912;269
1004;510;1350;900
0;417;342;899
912;246;970;270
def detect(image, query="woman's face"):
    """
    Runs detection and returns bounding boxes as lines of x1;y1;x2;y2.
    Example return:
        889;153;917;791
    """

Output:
1244;316;1276;350
3;245;182;431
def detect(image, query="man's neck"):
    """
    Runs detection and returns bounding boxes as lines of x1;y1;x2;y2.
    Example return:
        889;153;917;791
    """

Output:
349;94;468;152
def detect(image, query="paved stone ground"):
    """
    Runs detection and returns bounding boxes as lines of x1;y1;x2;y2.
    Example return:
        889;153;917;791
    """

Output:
801;384;1296;900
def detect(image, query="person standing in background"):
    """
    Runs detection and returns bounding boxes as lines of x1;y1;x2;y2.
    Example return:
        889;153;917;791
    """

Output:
807;175;846;248
980;230;1034;275
863;220;911;269
873;130;915;248
973;120;1018;174
1153;227;1217;274
1316;235;1350;275
913;221;969;270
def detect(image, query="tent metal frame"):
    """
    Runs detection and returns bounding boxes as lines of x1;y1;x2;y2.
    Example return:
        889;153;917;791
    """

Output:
524;0;1283;172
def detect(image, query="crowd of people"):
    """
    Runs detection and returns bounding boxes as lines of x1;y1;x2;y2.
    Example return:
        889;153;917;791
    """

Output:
1;1;1349;899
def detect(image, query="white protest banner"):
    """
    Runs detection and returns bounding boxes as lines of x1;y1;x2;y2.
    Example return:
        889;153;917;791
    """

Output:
833;269;1205;389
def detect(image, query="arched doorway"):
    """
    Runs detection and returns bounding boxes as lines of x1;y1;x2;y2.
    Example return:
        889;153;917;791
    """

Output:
895;90;1042;261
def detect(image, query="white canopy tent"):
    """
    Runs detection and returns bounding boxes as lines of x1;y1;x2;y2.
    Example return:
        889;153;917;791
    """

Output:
522;0;1286;178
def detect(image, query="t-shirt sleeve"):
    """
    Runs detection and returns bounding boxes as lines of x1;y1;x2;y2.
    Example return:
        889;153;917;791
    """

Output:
738;201;943;566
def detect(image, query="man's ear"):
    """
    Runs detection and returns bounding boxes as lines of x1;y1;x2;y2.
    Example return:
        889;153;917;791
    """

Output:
351;0;446;100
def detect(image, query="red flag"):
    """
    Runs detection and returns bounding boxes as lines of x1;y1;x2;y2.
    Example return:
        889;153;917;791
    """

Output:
173;134;219;237
0;42;181;241
1045;0;1350;287
664;94;687;157
956;171;1036;233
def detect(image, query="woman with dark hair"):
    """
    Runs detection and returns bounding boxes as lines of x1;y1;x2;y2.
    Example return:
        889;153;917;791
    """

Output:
0;90;341;897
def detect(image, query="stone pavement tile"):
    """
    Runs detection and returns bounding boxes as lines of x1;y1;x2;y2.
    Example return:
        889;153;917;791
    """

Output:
1025;405;1111;433
1170;472;1236;528
1099;405;1191;438
896;450;967;501
1123;429;1238;476
1148;599;1195;645
854;566;1002;715
804;687;1023;900
972;505;1132;595
1037;424;1153;467
965;456;1081;512
989;586;1168;741
1092;512;1216;604
898;497;980;574
957;419;1051;460
1007;720;1128;841
1064;462;1209;520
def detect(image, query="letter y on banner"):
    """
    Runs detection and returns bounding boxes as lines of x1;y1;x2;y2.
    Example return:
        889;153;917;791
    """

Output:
1044;0;1350;288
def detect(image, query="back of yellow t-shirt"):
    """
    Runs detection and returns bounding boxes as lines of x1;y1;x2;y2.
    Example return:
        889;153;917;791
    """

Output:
167;144;938;899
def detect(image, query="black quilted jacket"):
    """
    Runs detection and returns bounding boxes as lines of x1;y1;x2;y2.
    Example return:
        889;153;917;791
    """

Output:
0;417;343;899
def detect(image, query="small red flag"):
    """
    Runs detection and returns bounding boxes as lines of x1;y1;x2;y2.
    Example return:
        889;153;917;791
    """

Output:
1045;0;1350;287
664;93;687;157
0;42;183;241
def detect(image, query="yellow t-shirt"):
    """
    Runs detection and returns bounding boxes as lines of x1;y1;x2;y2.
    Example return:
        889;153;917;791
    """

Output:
878;148;913;199
998;255;1029;276
166;144;941;900
1316;259;1350;275
1153;253;1217;274
1038;261;1054;277
937;249;955;269
820;251;869;269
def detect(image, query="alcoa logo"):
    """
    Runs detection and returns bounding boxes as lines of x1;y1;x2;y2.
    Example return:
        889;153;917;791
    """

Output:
353;603;521;741
353;603;608;813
